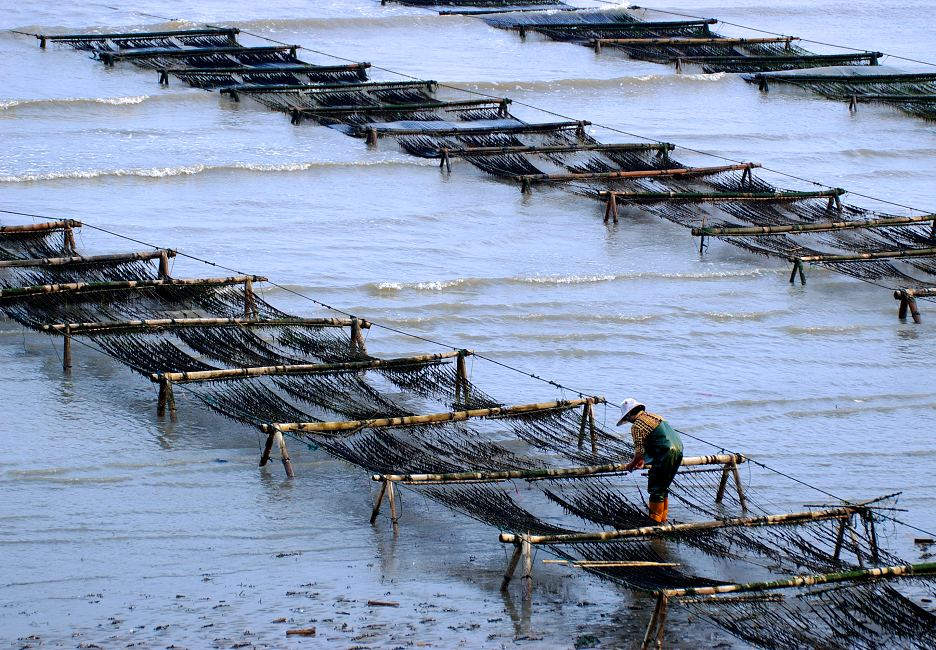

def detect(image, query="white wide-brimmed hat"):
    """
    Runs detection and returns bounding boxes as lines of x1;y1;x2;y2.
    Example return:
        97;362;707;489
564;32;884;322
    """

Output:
616;398;646;426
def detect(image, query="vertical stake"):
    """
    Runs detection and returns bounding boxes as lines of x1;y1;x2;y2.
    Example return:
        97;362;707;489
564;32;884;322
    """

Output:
165;379;177;422
594;39;602;54
588;400;597;455
387;480;400;532
439;148;451;173
350;318;367;355
64;226;77;254
730;460;747;510
603;193;619;224
898;295;909;320
159;69;169;85
370;479;388;524
63;325;72;373
863;510;880;564
501;541;523;591
244;277;256;319
908;296;922;324
758;76;769;93
575;121;586;141
455;350;470;406
366;127;378;147
641;594;667;650
275;429;295;478
577;402;589;450
39;36;47;49
260;429;276;467
715;463;731;504
833;518;848;561
158;250;170;279
157;377;168;418
520;538;533;601
849;95;858;113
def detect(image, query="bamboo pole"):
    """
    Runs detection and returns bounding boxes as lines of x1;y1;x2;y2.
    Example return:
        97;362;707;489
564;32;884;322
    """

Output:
355;120;589;140
894;288;933;324
519;163;760;189
520;538;533;601
370;479;388;524
161;63;370;76
42;317;370;335
37;28;239;42
0;220;82;233
151;350;466;384
0;249;175;269
543;560;679;567
676;52;881;64
220;79;435;95
695;213;936;236
603;189;843;207
753;72;936;85
62;325;72;372
387;481;399;532
274;429;294;478
372;453;746;483
662;562;936;598
596;36;797;46
641;594;667;650
447;142;674;158
498;507;860;546
100;44;296;62
298;98;508;116
510;19;718;31
263;397;604;435
501;544;523;591
0;275;267;299
796;247;936;263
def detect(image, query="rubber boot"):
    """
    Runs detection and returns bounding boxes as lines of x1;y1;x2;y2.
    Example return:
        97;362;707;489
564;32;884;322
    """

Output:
648;500;666;523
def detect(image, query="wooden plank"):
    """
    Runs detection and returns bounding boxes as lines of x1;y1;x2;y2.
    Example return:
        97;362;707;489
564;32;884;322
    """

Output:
262;398;604;435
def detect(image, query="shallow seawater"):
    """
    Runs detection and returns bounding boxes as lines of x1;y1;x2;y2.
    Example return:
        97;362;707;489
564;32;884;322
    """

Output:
1;0;935;647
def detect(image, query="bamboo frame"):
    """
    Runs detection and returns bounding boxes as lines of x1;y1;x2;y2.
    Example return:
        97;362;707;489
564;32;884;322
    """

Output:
675;52;882;65
0;249;175;269
520;163;760;193
695;213;936;237
37;28;239;44
595;36;796;53
0;275;266;299
750;71;936;85
98;44;298;66
662;561;936;598
221;79;436;96
498;507;860;546
357;120;590;146
41;316;371;335
159;63;371;85
509;19;718;33
263;397;604;435
450;142;673;157
150;350;469;384
297;98;508;116
370;453;747;484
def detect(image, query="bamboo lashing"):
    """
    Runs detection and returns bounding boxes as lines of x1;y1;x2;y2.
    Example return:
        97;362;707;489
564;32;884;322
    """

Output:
0;249;175;268
262;397;605;435
41;316;371;335
519;163;760;192
662;562;936;598
695;213;936;236
150;350;468;384
372;453;745;484
0;275;267;299
499;507;862;546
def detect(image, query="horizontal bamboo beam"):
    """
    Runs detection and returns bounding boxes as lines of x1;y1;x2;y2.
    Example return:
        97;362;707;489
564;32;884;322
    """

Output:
373;453;746;483
895;288;936;299
796;247;936;263
676;52;881;63
357;120;589;138
695;213;936;236
41;317;370;335
0;275;266;299
220;79;435;94
521;163;760;185
750;72;936;83
510;19;718;31
38;28;239;41
543;560;679;568
299;98;507;115
662;562;936;598
102;45;296;61
499;507;859;545
151;350;469;384
596;37;797;46
853;94;936;103
163;63;370;75
446;142;674;158
0;249;174;269
263;397;604;435
605;189;843;205
0;220;82;233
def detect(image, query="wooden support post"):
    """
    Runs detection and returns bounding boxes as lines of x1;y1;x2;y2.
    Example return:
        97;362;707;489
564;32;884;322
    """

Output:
350;317;367;354
594;39;602;54
370;479;388;524
62;325;72;373
849;95;858;113
39;36;47;49
275;429;295;478
290;108;302;125
157;378;168;418
520;177;532;194
603;193;619;224
387;480;400;532
156;378;177;421
158;250;171;279
260;429;276;467
439;148;451;173
930;219;936;242
908;296;922;324
159;69;169;85
366;127;378;147
520;538;533;601
575;121;587;141
501;541;523;591
455;349;470;405
64;226;77;254
730;460;747;511
832;517;848;561
741;165;752;187
518;25;527;40
641;594;668;650
898;295;909;320
244;277;256;319
498;98;510;118
715;463;731;504
862;511;880;564
758;76;769;92
675;57;683;73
